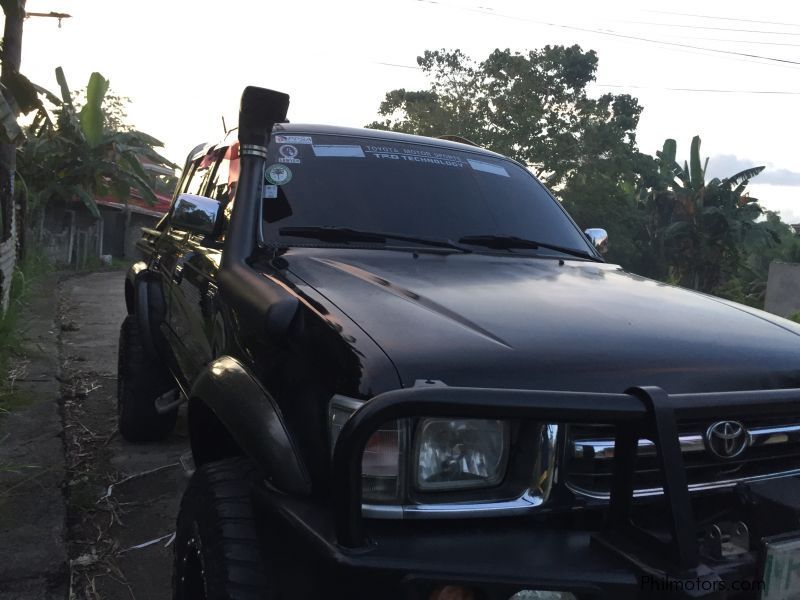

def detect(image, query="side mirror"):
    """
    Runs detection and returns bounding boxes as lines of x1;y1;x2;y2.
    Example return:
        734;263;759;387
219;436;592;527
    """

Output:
171;193;220;235
584;228;608;254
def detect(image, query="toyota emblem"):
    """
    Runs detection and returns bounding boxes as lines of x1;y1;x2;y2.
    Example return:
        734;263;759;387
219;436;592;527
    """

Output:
705;421;749;459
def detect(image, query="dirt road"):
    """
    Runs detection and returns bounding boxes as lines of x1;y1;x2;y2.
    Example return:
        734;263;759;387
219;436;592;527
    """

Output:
59;271;188;599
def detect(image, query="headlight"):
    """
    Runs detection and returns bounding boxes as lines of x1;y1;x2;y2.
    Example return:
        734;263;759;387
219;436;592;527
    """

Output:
415;419;509;491
329;396;404;502
329;396;515;502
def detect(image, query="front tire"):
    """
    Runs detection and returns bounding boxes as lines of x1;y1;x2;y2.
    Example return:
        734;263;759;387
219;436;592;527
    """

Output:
173;458;274;600
117;315;177;442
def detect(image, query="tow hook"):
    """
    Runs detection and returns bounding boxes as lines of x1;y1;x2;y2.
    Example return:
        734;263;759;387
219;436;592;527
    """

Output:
699;521;750;560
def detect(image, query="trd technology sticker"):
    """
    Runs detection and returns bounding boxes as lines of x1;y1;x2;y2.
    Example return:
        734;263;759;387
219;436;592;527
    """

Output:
263;184;278;199
265;163;293;185
275;135;312;144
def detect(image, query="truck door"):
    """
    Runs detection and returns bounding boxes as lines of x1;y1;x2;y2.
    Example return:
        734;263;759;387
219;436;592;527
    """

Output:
158;150;219;384
168;146;237;383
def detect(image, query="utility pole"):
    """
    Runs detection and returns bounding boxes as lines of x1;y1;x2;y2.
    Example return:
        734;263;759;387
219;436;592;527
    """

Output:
0;3;69;311
0;0;25;312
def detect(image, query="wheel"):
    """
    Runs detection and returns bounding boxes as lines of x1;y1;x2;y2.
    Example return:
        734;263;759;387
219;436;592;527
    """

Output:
173;458;274;600
117;315;177;442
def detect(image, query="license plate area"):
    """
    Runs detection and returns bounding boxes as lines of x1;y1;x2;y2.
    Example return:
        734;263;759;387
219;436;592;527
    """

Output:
763;533;800;600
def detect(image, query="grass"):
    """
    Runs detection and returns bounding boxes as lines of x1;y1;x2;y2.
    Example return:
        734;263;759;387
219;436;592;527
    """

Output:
0;250;52;416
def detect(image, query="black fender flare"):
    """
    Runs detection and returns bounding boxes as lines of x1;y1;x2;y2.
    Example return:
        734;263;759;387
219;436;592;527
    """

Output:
124;261;148;315
130;269;165;359
190;356;311;495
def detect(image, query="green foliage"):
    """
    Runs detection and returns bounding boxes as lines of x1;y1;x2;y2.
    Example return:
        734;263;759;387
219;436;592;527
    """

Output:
370;46;653;272
369;47;797;307
79;72;110;147
639;135;776;294
17;67;176;218
73;86;133;133
369;46;643;191
0;250;52;417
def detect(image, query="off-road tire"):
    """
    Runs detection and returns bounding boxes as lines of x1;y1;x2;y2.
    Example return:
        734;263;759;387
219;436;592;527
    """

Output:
117;315;177;442
173;458;275;600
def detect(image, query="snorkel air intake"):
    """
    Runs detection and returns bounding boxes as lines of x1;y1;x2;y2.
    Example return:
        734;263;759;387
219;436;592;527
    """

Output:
219;87;297;337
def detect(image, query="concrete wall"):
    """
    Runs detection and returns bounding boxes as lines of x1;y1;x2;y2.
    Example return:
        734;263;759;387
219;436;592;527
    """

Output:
765;261;800;318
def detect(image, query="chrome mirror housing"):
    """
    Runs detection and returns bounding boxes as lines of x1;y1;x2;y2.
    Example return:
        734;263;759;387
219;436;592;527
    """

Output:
171;193;220;235
584;228;608;254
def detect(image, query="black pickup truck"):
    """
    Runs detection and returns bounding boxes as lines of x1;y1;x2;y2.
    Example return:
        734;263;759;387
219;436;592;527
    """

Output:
120;87;800;599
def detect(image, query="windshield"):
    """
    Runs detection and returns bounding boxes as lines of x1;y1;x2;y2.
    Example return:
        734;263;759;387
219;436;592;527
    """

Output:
260;133;593;255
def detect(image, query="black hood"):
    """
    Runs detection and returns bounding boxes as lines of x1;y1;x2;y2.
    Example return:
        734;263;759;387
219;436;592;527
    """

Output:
285;248;800;394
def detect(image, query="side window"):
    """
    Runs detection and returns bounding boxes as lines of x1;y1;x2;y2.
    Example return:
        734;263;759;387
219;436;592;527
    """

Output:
207;156;230;202
209;145;240;242
184;159;213;196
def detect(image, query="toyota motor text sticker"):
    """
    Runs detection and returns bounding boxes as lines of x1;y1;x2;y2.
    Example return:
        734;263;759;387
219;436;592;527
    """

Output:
265;163;293;186
274;135;312;145
311;145;366;158
278;144;301;164
363;144;465;168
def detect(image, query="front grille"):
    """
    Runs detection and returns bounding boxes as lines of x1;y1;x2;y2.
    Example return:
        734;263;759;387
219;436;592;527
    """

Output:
566;415;800;499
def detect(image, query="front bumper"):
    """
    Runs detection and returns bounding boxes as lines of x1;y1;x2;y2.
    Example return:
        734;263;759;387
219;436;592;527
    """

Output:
256;385;800;598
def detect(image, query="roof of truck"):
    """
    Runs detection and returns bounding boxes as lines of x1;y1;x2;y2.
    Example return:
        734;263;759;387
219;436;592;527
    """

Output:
197;122;505;162
273;123;503;158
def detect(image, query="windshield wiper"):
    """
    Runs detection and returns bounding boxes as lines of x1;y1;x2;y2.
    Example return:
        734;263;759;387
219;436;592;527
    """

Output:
458;234;600;261
278;226;471;253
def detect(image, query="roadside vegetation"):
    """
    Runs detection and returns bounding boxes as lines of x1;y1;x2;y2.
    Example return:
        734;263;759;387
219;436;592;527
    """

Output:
0;68;172;420
370;46;800;307
0;250;51;417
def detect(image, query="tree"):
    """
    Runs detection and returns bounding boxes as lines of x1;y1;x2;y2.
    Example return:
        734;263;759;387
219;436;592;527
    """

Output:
369;46;650;268
370;47;643;189
642;136;774;293
73;86;133;133
17;67;175;220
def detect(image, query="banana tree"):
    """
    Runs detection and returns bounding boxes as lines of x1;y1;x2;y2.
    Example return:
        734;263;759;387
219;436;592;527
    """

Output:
645;136;771;293
17;67;176;219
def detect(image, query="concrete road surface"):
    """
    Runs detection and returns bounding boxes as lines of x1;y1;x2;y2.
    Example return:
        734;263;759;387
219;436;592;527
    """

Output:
59;270;188;600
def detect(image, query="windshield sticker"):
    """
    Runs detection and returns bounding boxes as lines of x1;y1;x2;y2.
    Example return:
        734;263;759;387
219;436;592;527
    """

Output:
364;145;465;168
263;184;278;199
278;144;301;164
311;145;366;158
468;158;509;177
275;135;312;144
265;163;293;185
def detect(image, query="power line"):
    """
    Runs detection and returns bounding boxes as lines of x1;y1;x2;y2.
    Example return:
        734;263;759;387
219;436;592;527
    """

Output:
370;61;800;95
639;33;800;48
412;0;800;69
622;20;800;37
644;10;800;29
374;61;420;70
596;84;800;95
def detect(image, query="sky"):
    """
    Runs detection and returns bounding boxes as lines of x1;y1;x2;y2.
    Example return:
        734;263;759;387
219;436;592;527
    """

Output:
18;0;800;222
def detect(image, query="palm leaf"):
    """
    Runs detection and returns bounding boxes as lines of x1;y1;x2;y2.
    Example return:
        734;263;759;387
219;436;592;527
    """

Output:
73;187;100;219
55;67;74;108
662;220;691;240
79;72;109;147
724;166;765;187
690;135;704;191
0;88;23;143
